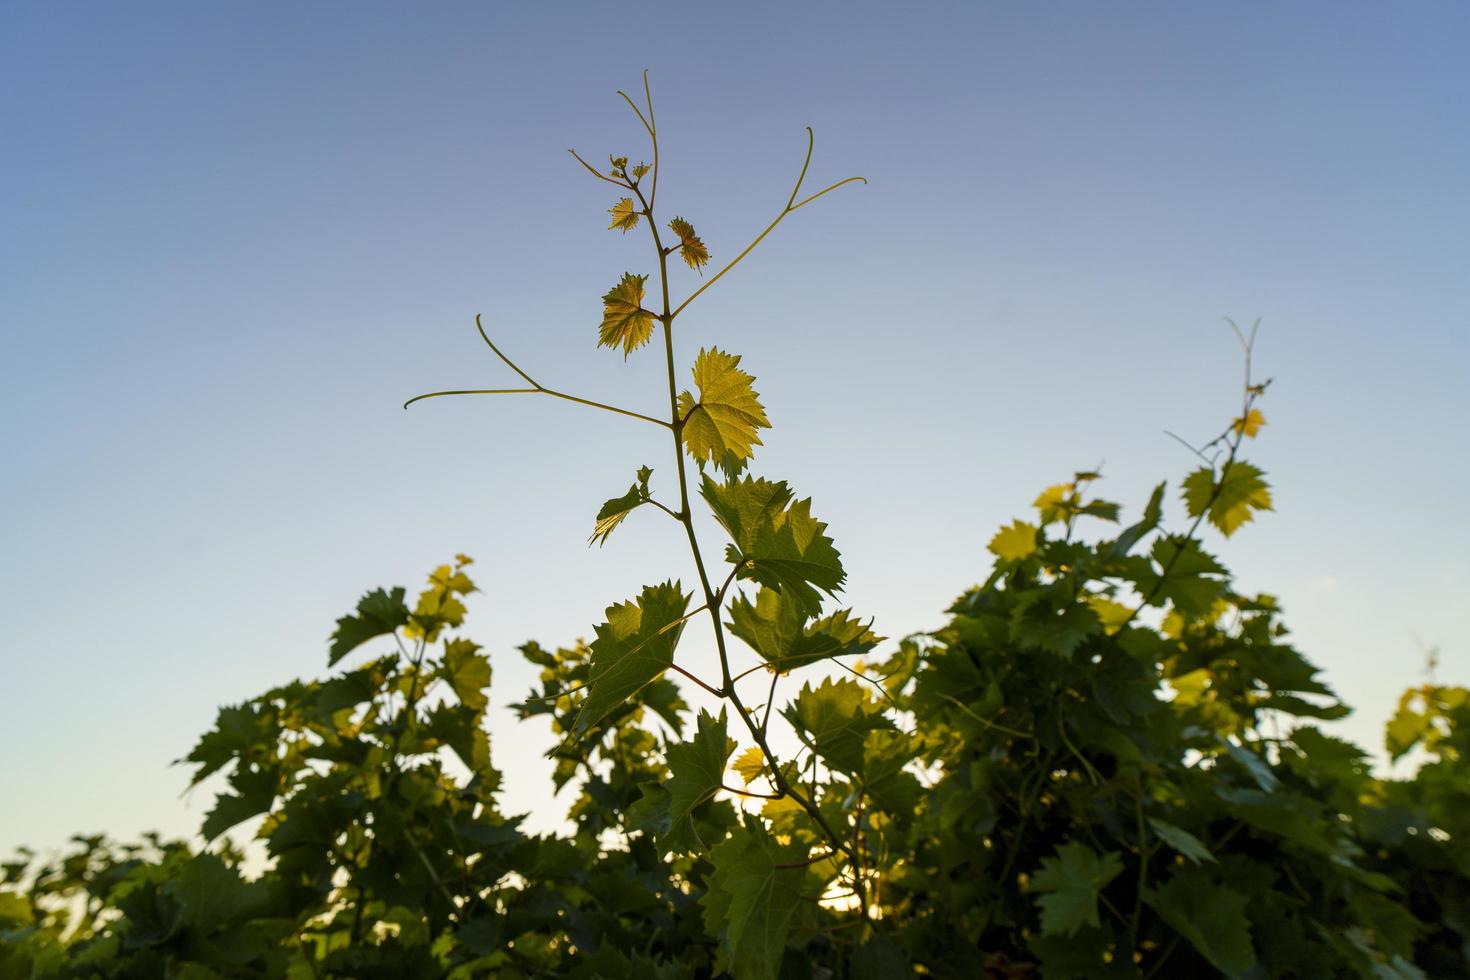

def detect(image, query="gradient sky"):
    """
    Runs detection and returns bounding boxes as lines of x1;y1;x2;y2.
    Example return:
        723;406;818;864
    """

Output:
3;2;1467;855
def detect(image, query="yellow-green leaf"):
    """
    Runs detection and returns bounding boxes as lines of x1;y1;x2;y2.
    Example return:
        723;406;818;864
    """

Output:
669;217;710;271
1182;462;1273;537
599;273;656;356
988;520;1039;562
608;197;640;233
679;349;770;470
1232;408;1266;438
732;746;766;785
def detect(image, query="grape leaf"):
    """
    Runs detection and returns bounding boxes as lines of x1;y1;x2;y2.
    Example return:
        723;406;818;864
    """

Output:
678;348;770;470
599;273;656;357
576;582;691;735
1182;461;1273;537
1233;408;1266;438
1147;818;1216;865
590;467;653;546
441;638;491;712
1146;870;1258;977
732;746;765;785
782;677;892;775
328;587;410;666
988;519;1039;562
727;587;878;671
1009;591;1101;657
608;197;640;232
701;820;808;980
669;217;710;271
701;476;845;616
662;709;736;851
1029;843;1124;937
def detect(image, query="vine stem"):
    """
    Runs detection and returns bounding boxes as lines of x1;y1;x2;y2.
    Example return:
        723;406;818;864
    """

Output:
624;105;857;863
670;127;865;319
403;315;669;428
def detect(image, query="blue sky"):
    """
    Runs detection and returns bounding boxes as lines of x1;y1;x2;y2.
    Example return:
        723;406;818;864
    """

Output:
2;2;1467;853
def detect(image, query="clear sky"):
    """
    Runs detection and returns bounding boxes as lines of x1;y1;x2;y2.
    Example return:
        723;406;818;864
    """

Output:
3;2;1467;854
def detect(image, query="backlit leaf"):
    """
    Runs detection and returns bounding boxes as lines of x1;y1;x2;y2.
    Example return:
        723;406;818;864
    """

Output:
442;638;490;712
701;476;844;616
727;587;878;671
590;468;652;546
701;821;808;980
608;197;640;232
782;677;892;775
669;217;710;271
988;519;1039;562
662;709;736;851
599;273;656;356
678;348;770;470
732;746;765;785
1182;461;1273;537
1233;408;1266;438
329;587;410;666
576;582;692;735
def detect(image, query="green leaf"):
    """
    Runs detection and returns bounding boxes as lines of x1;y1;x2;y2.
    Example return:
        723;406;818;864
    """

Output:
701;476;845;616
731;746;765;785
1029;843;1124;937
329;587;410;666
1148;818;1216;865
1182;461;1273;537
678;348;770;471
988;519;1039;562
442;638;490;712
599;273;656;356
1009;591;1101;657
782;677;892;775
669;217;710;271
576;582;692;735
727;587;878;671
1109;481;1165;557
1146;869;1258;977
168;853;266;933
701;821;807;980
590;468;652;546
608;197;640;233
662;709;736;851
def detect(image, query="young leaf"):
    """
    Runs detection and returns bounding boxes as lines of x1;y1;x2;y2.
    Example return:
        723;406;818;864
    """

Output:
576;582;692;735
701;821;808;980
731;746;766;785
1029;843;1124;937
988;519;1039;562
1182;461;1273;537
608;197;640;232
678;348;770;470
590;468;652;546
599;273;656;356
442;638;491;712
1145;870;1258;977
669;217;710;271
701;476;845;616
1233;408;1266;438
328;587;410;666
727;586;878;671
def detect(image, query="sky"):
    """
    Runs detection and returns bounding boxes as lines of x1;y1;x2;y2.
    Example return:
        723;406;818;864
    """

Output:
2;2;1467;855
